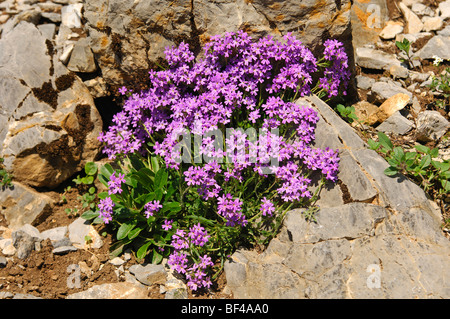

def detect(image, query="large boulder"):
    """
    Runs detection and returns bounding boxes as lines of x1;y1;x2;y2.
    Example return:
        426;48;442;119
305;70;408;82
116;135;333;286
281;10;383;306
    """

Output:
224;95;450;299
0;22;103;189
83;0;354;94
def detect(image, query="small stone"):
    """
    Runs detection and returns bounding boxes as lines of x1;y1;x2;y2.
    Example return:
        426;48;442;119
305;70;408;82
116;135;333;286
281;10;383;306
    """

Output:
52;245;78;255
12;229;38;259
41;226;68;243
0;256;7;268
416;35;450;60
2;243;16;256
399;2;424;33
439;0;450;19
376;111;415;135
367;93;411;125
422;16;444;32
67;38;97;73
356;47;401;70
389;65;409;79
110;257;126;266
356;75;375;90
379;21;404;40
129;263;168;286
411;3;435;16
416;110;450;142
61;3;82;28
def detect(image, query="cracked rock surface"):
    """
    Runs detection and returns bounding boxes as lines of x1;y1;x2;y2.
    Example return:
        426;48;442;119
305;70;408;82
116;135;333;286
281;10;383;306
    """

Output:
224;96;450;299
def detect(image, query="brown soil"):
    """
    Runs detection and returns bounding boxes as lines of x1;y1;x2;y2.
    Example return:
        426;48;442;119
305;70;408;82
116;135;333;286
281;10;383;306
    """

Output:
0;185;232;299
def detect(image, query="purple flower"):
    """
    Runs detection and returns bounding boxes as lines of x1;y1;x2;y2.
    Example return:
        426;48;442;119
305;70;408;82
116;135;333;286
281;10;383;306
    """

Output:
118;86;128;95
260;197;275;216
108;172;126;195
162;219;173;231
144;200;162;218
188;223;210;247
217;193;247;227
98;197;114;224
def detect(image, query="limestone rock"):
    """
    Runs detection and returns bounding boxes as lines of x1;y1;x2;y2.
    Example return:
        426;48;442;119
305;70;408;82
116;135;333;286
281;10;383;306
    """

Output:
399;2;424;34
376;111;414;135
355;47;401;71
367;93;411;125
67;282;150;299
83;0;354;91
224;95;450;299
415;35;450;60
128;263;167;286
368;82;412;104
422;16;444;32
0;182;54;230
68;217;103;249
0;21;103;189
439;0;450;20
379;21;404;40
415;110;450;142
67;37;97;73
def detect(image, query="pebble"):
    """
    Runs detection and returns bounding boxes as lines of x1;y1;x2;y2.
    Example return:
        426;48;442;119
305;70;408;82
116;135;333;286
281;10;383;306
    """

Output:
52;245;78;255
0;256;7;268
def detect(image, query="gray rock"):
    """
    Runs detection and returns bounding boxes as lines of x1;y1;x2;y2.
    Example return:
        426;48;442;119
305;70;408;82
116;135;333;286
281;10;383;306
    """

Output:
67;282;149;299
165;288;188;299
129;263;168;286
67;38;97;73
422;16;443;32
439;0;450;19
41;226;68;243
356;75;375;90
416;110;450;142
83;0;354;90
224;95;450;299
0;256;7;268
12;293;43;299
68;217;103;249
355;47;401;71
0;182;54;230
12;229;39;259
415;35;450;60
0;22;103;189
376;111;415;135
411;3;435;16
61;3;83;28
52;245;78;255
37;23;56;40
51;237;72;248
369;81;412;104
0;292;14;299
437;25;450;36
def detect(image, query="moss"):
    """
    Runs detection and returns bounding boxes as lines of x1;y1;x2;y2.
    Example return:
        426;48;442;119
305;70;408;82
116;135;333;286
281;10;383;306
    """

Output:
31;81;58;109
55;73;75;92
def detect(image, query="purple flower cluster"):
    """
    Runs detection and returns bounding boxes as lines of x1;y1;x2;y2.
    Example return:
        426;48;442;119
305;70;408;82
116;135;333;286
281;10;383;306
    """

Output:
260;197;276;216
143;200;162;218
319;39;351;98
108;172;126;195
217;193;247;227
168;223;213;290
98;197;114;224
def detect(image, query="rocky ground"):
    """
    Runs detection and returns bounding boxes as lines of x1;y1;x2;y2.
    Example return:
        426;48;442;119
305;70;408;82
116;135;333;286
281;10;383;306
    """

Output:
0;0;449;299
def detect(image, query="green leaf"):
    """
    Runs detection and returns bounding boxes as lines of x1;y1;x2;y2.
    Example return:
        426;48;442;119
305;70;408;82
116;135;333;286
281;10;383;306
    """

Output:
430;147;439;158
433;161;450;172
99;163;114;186
81;210;99;220
117;221;137;240
84;162;98;176
109;239;131;258
151;248;163;264
151;156;160;173
384;166;399;176
378;132;393;151
161;201;181;213
127;226;142;240
154;168;168;189
367;139;380;150
393;146;405;162
441;179;450;192
414;144;430;154
419;154;431;169
136;241;152;260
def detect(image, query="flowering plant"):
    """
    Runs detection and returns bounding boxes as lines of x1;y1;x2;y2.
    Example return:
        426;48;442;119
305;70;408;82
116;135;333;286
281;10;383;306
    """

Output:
86;31;349;291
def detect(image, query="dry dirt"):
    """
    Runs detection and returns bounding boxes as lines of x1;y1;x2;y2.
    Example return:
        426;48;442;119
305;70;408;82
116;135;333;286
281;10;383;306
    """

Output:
0;185;232;299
